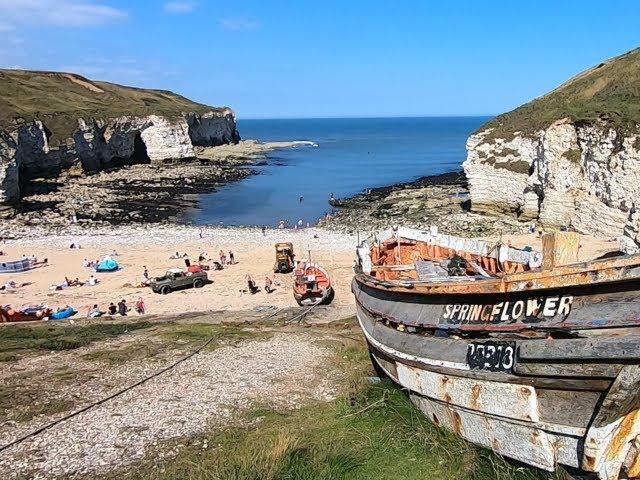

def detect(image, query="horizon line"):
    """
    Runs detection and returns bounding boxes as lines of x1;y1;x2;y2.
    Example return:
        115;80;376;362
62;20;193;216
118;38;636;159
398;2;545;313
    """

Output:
236;114;496;121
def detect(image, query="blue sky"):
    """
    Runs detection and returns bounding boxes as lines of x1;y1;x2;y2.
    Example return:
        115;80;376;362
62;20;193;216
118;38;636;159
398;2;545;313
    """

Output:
0;0;638;119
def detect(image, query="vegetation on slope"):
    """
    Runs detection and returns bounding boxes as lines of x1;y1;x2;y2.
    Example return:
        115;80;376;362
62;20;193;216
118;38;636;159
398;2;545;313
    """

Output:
0;320;153;361
105;321;557;480
118;383;557;480
480;47;640;139
0;69;221;143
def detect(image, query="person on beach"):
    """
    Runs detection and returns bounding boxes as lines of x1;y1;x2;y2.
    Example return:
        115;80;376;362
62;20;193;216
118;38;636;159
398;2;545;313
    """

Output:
87;275;98;286
246;274;259;294
108;303;117;315
143;266;150;284
135;297;146;315
219;250;227;265
264;276;273;293
87;304;103;318
261;226;266;236
229;250;235;264
199;228;204;239
117;299;128;316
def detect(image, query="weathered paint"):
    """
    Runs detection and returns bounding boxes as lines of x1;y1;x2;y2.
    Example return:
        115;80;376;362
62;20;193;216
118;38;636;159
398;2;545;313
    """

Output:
362;310;640;479
627;439;640;477
353;278;640;332
355;228;640;478
396;362;539;422
409;393;580;471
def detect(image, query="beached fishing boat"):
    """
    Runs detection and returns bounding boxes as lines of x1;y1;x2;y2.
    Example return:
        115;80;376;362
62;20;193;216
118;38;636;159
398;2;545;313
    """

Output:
352;227;640;479
0;259;32;274
0;305;51;323
293;260;334;306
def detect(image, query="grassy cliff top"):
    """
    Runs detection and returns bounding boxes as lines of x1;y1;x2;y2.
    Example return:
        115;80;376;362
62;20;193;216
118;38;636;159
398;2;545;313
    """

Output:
479;47;640;139
0;69;223;142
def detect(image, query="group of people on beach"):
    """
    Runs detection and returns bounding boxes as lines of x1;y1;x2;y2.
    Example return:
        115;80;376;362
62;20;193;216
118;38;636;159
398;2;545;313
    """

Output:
88;297;145;318
244;274;276;295
52;273;98;290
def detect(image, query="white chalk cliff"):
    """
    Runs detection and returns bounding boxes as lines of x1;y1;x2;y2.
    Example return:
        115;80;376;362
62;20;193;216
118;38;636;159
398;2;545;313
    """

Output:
463;48;640;252
0;69;240;209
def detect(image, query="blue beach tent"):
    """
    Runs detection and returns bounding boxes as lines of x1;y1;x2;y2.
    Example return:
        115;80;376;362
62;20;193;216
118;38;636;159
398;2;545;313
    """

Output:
96;257;119;272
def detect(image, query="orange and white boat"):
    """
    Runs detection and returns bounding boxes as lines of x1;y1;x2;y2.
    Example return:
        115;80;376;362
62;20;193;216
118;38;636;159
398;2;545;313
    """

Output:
293;260;334;306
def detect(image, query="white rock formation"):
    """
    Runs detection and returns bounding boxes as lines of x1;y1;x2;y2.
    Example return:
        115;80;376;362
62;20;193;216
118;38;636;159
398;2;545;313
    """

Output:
463;119;640;252
0;130;19;205
0;110;239;205
186;109;240;146
140;115;195;161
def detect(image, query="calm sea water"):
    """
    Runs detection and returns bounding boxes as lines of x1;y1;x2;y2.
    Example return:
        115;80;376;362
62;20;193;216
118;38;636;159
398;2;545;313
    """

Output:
184;117;489;227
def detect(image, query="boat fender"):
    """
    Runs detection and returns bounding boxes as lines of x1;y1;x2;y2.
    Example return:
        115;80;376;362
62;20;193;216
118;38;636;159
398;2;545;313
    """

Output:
528;251;543;269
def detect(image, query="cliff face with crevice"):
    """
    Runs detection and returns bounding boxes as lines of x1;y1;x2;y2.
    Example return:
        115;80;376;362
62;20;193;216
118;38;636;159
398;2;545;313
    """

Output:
463;48;640;252
0;69;240;208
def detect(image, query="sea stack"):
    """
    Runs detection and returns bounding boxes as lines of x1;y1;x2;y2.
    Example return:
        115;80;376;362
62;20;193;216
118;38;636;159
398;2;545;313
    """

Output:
462;48;640;252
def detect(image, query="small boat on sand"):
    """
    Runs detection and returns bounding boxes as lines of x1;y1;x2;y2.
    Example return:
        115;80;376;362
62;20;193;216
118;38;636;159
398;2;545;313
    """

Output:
293;260;334;306
1;305;51;323
353;226;640;479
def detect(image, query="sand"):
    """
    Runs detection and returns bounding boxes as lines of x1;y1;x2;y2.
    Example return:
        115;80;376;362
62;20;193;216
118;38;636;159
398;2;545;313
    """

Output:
0;227;359;318
0;225;619;320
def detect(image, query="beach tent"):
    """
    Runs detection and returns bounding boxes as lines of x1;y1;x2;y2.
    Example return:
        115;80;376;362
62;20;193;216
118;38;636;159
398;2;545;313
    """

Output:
0;259;32;274
96;257;119;272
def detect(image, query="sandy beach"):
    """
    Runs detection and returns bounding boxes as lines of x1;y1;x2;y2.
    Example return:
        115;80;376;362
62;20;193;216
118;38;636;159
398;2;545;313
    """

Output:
0;226;359;319
0;225;620;321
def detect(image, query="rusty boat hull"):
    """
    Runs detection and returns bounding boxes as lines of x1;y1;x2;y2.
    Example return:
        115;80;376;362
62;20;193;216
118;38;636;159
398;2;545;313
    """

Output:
352;227;640;479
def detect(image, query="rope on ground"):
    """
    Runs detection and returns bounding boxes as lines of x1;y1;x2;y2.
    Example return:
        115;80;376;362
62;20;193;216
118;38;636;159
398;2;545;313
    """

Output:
287;304;318;324
0;305;290;454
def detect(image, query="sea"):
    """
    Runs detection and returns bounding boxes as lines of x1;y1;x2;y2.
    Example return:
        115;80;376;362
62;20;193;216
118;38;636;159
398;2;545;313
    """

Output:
183;116;490;227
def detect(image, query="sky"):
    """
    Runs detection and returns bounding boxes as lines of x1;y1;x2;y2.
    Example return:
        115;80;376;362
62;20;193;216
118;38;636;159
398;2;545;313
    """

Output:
0;0;639;119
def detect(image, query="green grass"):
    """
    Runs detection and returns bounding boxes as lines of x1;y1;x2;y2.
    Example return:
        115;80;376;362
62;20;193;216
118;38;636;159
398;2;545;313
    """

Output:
0;69;223;143
0;321;154;361
480;47;640;140
102;325;557;480
114;383;558;480
158;322;273;349
562;148;582;164
81;342;164;365
78;321;274;364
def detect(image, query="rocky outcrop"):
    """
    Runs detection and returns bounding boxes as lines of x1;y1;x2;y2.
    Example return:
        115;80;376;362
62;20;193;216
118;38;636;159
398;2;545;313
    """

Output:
463;120;640;251
0;130;19;205
186;109;240;146
0;111;240;205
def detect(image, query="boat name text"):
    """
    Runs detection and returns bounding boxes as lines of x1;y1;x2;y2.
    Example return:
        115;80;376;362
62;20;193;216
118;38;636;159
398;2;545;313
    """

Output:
442;296;573;324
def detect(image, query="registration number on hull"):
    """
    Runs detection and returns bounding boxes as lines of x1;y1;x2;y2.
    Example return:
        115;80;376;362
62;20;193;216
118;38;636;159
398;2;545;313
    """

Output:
466;341;516;372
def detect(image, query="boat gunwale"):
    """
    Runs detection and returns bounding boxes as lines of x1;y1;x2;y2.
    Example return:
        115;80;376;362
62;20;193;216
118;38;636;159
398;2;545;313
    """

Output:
357;251;640;295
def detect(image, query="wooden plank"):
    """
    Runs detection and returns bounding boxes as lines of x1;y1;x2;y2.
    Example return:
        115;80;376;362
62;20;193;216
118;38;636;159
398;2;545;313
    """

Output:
410;393;581;470
354;277;640;332
397;362;540;422
360;308;612;391
536;389;603;429
518;337;640;361
514;362;622;379
542;231;580;270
